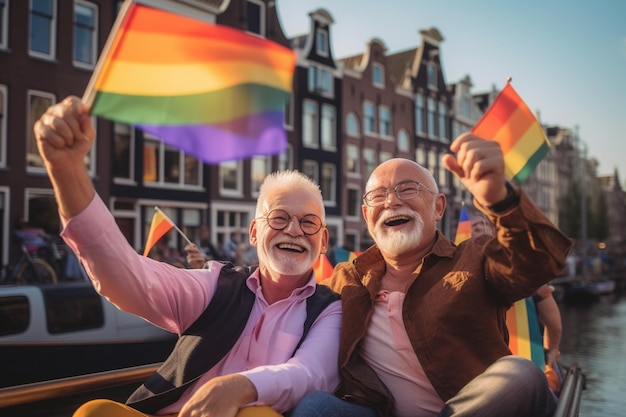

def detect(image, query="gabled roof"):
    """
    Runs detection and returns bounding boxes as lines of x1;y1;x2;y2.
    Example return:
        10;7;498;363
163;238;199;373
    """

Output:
386;48;418;88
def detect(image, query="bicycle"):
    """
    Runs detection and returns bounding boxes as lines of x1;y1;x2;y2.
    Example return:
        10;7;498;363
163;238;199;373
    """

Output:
7;242;58;285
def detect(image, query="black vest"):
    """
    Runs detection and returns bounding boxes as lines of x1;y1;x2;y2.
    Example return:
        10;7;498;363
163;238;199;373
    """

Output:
126;264;339;414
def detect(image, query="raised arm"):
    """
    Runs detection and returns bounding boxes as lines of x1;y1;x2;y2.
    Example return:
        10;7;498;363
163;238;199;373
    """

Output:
34;96;96;218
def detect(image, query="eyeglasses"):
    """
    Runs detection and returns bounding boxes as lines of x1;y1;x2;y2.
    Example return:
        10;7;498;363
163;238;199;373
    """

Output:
362;181;436;207
257;209;325;235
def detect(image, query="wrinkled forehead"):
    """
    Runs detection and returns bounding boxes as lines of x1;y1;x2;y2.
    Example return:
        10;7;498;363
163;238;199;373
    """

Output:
259;188;325;218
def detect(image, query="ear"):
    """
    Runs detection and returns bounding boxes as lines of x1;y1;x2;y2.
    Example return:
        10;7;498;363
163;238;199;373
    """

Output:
434;193;447;221
361;203;369;222
249;219;258;246
320;226;329;254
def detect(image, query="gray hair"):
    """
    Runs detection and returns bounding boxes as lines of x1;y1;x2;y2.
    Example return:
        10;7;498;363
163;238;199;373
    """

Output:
256;170;324;218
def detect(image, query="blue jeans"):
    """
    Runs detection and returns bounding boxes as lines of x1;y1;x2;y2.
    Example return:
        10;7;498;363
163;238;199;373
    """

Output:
291;356;557;417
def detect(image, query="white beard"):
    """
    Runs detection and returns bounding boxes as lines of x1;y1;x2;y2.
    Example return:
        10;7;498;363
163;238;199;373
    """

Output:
265;251;315;276
370;208;425;254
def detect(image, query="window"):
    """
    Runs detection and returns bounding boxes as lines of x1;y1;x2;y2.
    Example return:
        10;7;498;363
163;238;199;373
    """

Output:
363;101;375;134
143;135;202;187
428;148;436;175
245;0;264;36
215;208;251;250
427;97;436;137
251;155;271;196
346;186;360;217
379;106;392;137
415;94;424;134
26;90;55;171
379;151;392;163
346;145;359;174
426;62;437;89
363;148;377;176
0;295;30;336
460;95;472;118
0;0;8;50
44;286;104;333
372;63;384;88
438;101;448;141
321;104;336;150
438;152;448;187
29;0;56;59
73;1;97;69
302;99;318;148
316;28;328;56
219;160;243;197
302;160;318;183
308;66;333;95
397;129;410;153
346;113;359;137
113;123;134;182
278;144;293;170
25;190;58;232
321;163;336;204
415;146;426;165
0;85;6;167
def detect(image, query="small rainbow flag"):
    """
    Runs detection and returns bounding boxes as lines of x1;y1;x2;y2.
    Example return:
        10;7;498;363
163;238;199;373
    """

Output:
472;81;549;184
84;1;296;164
506;297;546;369
454;204;471;245
143;207;175;257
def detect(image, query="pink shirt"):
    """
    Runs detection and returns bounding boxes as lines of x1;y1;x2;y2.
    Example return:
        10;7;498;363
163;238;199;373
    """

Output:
361;291;444;417
61;195;341;414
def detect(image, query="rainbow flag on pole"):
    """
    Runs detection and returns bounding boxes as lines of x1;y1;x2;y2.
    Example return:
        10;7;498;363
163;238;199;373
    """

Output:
143;207;175;256
84;0;296;164
472;81;549;184
454;204;471;245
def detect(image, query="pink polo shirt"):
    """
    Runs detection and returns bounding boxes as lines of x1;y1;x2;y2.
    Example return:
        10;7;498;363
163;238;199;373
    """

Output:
61;195;341;414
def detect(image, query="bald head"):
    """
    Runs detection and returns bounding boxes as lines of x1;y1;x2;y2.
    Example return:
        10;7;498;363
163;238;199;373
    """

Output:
366;158;439;194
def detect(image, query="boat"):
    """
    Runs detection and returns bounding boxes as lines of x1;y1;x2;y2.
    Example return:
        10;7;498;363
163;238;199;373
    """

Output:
563;278;616;303
0;282;177;388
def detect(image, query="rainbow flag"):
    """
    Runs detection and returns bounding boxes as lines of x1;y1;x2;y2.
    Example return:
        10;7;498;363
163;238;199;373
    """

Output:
84;1;296;164
454;204;471;244
506;297;546;369
143;208;175;256
472;81;549;184
313;254;334;282
332;247;361;264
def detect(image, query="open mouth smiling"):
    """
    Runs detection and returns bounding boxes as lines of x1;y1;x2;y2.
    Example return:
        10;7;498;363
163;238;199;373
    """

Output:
384;215;412;227
276;242;306;253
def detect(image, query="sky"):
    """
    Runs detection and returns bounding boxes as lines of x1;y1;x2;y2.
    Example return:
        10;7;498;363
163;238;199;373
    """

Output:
276;0;626;179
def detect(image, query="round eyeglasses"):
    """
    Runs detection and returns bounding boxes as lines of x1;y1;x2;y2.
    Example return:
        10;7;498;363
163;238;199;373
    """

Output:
257;209;325;235
362;181;436;207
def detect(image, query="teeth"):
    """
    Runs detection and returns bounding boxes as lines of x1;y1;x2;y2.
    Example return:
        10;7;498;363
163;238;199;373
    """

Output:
277;243;305;252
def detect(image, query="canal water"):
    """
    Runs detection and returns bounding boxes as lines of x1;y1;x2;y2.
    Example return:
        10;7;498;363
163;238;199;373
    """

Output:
558;290;626;416
3;290;624;417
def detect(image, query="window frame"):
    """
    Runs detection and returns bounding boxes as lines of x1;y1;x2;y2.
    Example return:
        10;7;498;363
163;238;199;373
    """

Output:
29;0;57;60
73;0;98;70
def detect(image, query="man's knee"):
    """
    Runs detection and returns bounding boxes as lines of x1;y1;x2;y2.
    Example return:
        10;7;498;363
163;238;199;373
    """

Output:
73;399;145;417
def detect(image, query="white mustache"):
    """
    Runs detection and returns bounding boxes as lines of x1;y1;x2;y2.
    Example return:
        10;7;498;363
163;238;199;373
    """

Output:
376;207;420;228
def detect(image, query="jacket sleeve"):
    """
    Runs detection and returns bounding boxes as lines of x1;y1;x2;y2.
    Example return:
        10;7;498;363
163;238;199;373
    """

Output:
475;189;574;303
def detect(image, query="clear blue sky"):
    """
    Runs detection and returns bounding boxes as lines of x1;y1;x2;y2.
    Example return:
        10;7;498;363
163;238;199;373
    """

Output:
277;0;626;180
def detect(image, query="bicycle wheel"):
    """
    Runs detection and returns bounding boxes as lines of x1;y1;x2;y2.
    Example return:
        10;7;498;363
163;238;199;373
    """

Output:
15;258;58;285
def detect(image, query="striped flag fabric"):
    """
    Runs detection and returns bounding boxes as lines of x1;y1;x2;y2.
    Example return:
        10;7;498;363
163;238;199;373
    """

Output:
143;208;175;256
472;81;550;184
505;297;546;369
84;0;296;164
454;204;472;244
313;254;334;282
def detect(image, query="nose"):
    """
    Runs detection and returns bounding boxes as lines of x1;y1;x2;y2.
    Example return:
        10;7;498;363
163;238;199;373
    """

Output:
384;188;401;207
283;216;304;236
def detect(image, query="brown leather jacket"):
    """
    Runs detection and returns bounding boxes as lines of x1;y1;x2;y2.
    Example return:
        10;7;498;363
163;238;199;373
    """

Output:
324;191;573;416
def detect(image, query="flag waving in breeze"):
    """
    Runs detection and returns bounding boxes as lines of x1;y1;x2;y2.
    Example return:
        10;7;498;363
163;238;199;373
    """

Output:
472;80;550;184
454;204;471;245
83;0;297;164
143;207;175;256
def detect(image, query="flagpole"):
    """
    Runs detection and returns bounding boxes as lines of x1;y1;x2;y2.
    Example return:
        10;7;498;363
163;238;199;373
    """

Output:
154;206;193;246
